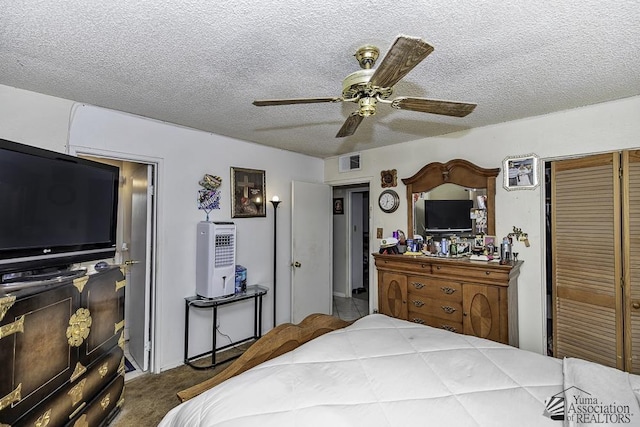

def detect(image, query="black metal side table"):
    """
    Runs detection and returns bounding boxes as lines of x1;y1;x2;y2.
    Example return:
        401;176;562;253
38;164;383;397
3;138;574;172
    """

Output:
184;284;268;369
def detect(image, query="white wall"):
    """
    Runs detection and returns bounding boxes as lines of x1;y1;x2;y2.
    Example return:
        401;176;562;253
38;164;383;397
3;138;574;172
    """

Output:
0;85;73;151
0;85;325;371
325;95;640;354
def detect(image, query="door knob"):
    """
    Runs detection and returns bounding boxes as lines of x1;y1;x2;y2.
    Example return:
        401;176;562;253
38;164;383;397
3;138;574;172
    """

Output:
124;260;140;266
633;302;640;310
292;261;302;268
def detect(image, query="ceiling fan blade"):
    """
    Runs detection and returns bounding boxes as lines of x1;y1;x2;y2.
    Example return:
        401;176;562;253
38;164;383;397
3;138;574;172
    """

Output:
336;113;364;138
253;97;342;106
391;97;477;117
369;35;434;89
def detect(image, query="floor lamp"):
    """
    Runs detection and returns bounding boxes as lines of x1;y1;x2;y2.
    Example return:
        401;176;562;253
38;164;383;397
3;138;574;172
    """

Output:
270;196;281;328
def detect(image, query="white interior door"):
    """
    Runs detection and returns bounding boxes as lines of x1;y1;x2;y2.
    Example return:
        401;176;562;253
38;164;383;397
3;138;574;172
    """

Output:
350;192;364;294
291;181;332;324
128;164;153;371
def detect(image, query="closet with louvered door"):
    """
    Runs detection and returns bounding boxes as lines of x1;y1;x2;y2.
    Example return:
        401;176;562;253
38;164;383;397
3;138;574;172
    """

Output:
551;153;624;371
624;150;640;373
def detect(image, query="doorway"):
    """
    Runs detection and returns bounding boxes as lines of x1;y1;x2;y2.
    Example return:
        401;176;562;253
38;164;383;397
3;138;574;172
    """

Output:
79;154;157;378
332;184;370;321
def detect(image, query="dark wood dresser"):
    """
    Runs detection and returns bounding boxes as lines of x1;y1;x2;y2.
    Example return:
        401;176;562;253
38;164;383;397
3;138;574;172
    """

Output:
374;254;522;346
0;266;125;426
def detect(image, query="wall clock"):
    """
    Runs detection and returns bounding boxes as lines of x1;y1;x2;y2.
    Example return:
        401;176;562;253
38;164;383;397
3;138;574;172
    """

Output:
378;189;400;213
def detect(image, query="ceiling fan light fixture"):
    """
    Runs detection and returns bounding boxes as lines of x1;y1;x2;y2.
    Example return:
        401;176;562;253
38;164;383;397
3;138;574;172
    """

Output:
252;35;476;138
358;96;377;117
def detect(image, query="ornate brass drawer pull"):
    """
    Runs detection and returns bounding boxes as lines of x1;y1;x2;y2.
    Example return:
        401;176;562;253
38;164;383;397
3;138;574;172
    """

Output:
440;286;456;295
441;325;457;332
411;282;425;289
411;318;425;324
441;306;456;314
100;394;110;410
67;309;92;347
411;300;425;307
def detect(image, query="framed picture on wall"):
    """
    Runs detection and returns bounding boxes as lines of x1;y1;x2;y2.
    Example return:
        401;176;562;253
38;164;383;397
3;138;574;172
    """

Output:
503;154;539;191
231;167;266;218
333;198;344;215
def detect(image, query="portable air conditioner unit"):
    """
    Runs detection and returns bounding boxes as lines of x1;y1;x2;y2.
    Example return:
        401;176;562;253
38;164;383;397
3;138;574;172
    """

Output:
196;221;236;298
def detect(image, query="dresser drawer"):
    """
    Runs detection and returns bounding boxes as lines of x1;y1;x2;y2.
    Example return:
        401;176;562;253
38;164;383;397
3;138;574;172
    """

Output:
407;277;462;302
70;372;124;427
16;345;123;427
431;263;510;284
408;311;463;334
407;294;463;322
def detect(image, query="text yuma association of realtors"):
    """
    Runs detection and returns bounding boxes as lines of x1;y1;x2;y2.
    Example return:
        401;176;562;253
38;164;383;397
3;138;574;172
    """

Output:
566;395;633;424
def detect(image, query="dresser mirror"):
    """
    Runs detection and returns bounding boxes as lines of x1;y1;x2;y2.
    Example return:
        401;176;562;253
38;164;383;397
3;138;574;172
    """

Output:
401;159;500;238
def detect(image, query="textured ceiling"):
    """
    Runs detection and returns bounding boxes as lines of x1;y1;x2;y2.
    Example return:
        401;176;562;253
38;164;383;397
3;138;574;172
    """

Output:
1;1;639;158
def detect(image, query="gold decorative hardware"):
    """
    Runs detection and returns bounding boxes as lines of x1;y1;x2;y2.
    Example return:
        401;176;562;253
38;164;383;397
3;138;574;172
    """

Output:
115;279;126;292
118;331;125;350
68;379;86;407
441;306;456;314
440;286;456;295
633;302;640;310
0;383;21;411
66;309;92;347
0;315;24;339
70;362;87;383
119;267;125;276
98;363;109;378
72;413;87;426
100;394;110;410
117;386;125;408
0;296;16;321
72;276;89;293
411;282;425;289
411;300;425;307
118;356;125;375
114;319;125;334
441;325;457;332
411;318;425;324
35;409;52;427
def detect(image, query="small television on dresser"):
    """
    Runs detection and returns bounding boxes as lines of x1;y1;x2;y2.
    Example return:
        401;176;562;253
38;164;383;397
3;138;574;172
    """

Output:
424;199;474;234
0;139;119;281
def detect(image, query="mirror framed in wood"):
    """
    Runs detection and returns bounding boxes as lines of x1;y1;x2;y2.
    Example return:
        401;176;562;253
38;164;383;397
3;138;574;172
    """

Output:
402;159;500;238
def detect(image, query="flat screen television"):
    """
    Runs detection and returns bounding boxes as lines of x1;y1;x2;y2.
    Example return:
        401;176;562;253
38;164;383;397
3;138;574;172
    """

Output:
0;139;119;280
424;199;474;233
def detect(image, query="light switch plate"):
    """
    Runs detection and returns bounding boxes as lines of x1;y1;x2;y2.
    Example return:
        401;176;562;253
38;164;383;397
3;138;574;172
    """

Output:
376;228;383;239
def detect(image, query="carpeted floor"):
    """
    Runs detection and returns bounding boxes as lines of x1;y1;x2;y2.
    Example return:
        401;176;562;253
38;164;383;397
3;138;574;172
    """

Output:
110;345;250;426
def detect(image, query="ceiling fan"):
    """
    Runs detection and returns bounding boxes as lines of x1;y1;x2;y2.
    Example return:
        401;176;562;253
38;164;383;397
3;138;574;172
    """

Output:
253;35;477;138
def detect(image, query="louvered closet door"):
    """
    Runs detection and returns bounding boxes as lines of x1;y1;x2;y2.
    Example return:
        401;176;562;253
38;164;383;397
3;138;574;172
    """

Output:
624;151;640;373
552;153;623;370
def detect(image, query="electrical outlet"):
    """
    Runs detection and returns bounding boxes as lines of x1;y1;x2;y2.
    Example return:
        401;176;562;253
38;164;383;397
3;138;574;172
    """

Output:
376;228;383;239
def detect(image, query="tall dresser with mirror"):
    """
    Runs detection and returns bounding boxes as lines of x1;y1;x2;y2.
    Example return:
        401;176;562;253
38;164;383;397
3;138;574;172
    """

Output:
375;159;522;347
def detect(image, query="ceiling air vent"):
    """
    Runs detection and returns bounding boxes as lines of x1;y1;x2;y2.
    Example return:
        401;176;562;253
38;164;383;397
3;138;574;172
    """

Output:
338;153;361;172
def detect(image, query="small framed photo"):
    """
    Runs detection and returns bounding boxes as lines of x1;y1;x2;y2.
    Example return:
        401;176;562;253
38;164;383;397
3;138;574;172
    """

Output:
231;167;266;218
503;154;539;191
333;198;344;215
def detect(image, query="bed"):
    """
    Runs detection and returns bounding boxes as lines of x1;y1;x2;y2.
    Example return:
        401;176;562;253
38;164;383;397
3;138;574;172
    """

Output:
159;314;640;427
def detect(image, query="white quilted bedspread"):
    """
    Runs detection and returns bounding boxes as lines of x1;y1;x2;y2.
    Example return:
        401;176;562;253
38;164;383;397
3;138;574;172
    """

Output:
159;314;564;427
